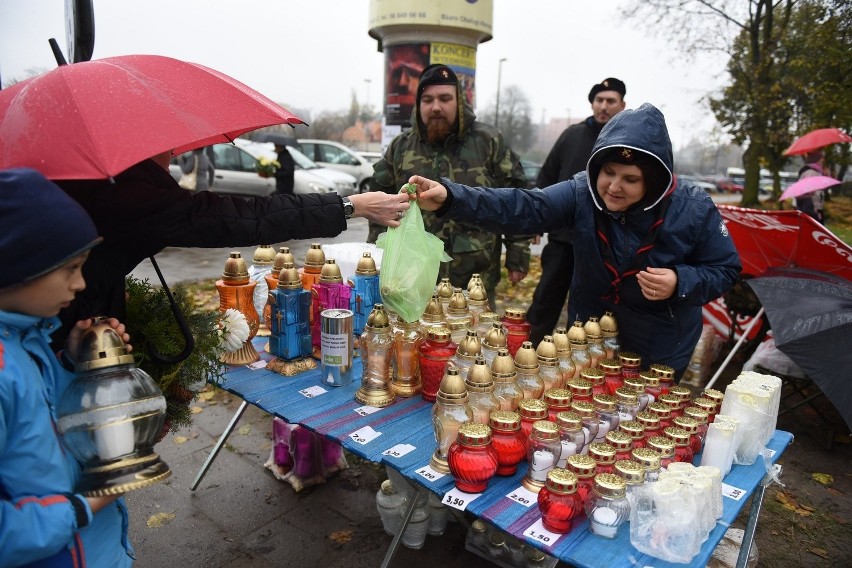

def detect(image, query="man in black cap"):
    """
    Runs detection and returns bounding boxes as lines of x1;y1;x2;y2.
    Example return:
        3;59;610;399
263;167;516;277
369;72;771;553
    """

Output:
368;63;531;307
526;78;627;345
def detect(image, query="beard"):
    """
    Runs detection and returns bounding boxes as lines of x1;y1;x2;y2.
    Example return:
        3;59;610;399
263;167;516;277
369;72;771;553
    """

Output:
425;116;454;144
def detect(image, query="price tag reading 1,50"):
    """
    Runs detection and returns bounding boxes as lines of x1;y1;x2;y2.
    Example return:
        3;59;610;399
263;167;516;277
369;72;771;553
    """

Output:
349;425;382;445
722;483;748;501
506;486;537;508
523;519;560;547
442;487;481;511
415;465;446;483
298;386;327;399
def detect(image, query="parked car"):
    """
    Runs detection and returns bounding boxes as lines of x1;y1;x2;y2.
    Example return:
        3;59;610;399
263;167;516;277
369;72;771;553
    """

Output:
298;139;375;193
678;174;719;194
712;176;744;193
356;151;383;164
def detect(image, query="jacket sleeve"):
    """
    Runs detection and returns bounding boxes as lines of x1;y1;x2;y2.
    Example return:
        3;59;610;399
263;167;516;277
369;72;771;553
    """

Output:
673;200;742;306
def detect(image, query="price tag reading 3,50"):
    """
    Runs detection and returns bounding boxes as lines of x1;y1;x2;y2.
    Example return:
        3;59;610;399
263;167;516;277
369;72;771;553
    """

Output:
523;519;560;547
349;425;382;445
722;483;748;501
415;465;446;483
298;385;327;399
381;444;416;459
442;487;481;511
506;486;537;508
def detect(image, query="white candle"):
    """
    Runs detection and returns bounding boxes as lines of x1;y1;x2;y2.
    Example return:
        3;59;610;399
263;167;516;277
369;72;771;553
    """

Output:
95;421;136;460
529;449;555;481
557;440;578;468
700;422;735;477
590;506;619;538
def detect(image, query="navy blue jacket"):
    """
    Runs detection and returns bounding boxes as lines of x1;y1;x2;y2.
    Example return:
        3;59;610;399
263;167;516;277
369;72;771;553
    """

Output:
437;104;741;372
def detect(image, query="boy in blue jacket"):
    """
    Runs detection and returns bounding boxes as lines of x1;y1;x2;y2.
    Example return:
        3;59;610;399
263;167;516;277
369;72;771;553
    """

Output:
0;168;135;567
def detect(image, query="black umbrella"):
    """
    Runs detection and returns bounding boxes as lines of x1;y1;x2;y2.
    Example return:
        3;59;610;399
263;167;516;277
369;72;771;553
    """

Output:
747;268;852;430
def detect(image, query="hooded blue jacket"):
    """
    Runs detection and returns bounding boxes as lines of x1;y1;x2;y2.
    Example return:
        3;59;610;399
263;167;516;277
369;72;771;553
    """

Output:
437;104;741;373
0;311;133;567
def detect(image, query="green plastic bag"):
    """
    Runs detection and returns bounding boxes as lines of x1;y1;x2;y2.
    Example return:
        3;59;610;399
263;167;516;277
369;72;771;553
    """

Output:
376;186;451;323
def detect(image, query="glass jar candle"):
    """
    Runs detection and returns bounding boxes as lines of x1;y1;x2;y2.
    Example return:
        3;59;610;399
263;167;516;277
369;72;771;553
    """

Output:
605;430;634;462
268;262;313;361
691;396;719;423
518;399;548;443
430;368;473;473
618;420;646;449
514;341;545;400
615;387;640;423
427;490;449;536
683;406;710;448
673;415;702;456
663;426;694;463
649;363;675;394
640;370;662;405
481;322;508;367
623;376;649;411
669;385;692;411
566;378;594;404
646;435;677;469
310;259;352;352
551;327;577;382
647;401;673;431
419;293;447;338
489;410;527;476
618;352;642;379
400;490;431;549
501;307;531;357
658;393;683;420
599;359;624;395
466;280;489;328
348;252;381;339
587;335;606;370
544;388;573;422
447;423;498;493
702;388;725;411
376;479;406;536
636;410;662;440
566;454;597;505
538;468;583;533
355;304;396;408
298;243;325;291
474;311;499;341
435;277;454;312
585;473;630;539
614;459;646;506
571;340;592;379
570;400;599;453
555;411;584;468
588;442;617;475
522;420;561;493
631;447;662;483
490;347;523;412
390;319;422;398
592;393;620;442
536;336;563;391
419;327;457;402
599;311;620;360
450;330;482;380
465;355;501;425
581;368;607;398
446;287;473;344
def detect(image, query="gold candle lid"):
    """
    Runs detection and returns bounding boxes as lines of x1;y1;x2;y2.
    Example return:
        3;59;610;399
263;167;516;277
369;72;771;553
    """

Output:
436;278;454;301
426;326;451;342
663;426;691;447
583;316;602;338
221;251;250;284
636;410;661;428
692;397;718;413
503;306;527;321
632;447;662;471
74;317;136;371
570;400;596;418
447;287;469;314
683;406;709;425
304;243;326;269
551;327;570;353
457;423;491;446
436;367;469;403
588;442;617;464
536;336;559;364
619;351;641;367
599;311;618;334
544;388;572;409
639;371;660;387
477;311;499;326
567;321;587;345
545;468;579;494
421;294;445;322
614;387;638;405
490;348;517;379
482;323;508;350
673;415;699;434
489;410;521;432
366;304;390;329
466;273;482;292
467;282;488;306
277;262;302;289
605;430;632;451
580;368;605;386
599;359;622;374
319;259;343;283
555;411;583;431
647;435;676;457
658;393;681;411
252;244;275;266
594;472;626;498
648;401;672;418
703;388;725;405
272;246;295;276
593;393;617;412
623;376;645;393
669;385;692;403
531;420;559;440
355;252;378;276
619;420;645;439
567;454;597;478
614;459;645;485
465;355;493;391
514;341;540;370
456;330;482;357
567;378;593;396
650;363;675;379
518;399;548;420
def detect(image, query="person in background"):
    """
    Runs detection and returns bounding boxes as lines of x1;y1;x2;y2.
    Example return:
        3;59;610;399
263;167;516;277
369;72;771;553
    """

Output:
406;104;741;380
527;78;627;345
794;149;826;223
0;168;134;566
177;147;213;192
368;64;532;308
273;142;295;196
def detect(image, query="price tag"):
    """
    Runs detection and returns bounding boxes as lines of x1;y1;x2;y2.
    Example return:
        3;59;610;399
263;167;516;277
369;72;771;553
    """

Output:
415;465;446;483
442;487;481;511
507;486;537;508
722;483;748;501
246;360;267;370
298;385;327;399
354;405;382;416
523;519;560;547
382;444;416;458
767;449;776;458
349;425;382;445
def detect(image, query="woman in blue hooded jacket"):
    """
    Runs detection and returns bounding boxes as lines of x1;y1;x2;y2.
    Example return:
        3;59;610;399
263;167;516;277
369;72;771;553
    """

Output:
408;103;741;379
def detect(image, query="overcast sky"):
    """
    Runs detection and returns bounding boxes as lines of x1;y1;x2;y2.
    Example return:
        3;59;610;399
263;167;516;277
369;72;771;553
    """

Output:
0;0;729;150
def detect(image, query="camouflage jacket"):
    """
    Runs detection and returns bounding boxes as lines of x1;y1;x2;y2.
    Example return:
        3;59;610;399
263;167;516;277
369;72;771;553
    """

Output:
368;100;531;291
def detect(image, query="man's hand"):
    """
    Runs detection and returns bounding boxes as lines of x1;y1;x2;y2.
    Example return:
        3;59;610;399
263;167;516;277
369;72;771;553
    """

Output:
508;270;526;284
407;175;448;211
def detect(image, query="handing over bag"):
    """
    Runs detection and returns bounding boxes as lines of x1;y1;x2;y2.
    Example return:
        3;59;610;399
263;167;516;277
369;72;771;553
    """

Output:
376;185;451;322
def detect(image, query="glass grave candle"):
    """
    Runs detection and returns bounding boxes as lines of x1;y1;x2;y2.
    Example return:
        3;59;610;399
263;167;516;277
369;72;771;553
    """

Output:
691;396;719;424
614;459;646;507
399;491;431;549
446;287;473;344
538;468;583;534
522;420;561;493
567;321;591;376
215;252;260;365
585;473;630;539
299;243;325;291
588;442;617;475
702;388;725;411
544;388;573;422
599;311;621;360
263;246;295;340
419;327;456;402
551;327;577;382
647;401;674;431
489;410;527;476
669;385;693;412
566;378;594;404
447;423;498;493
419;293;448;338
376;479;406;536
599;359;624;396
636;410;663;440
249;244;275;337
581;368;607;398
663;426;694;463
355;304;395;408
658;393;683;420
673;415;703;456
514;341;545;400
683;406;710;448
631;447;662;483
481;322;508;367
592;393;620;442
605;430;635;462
465;355;501;425
431;367;473;473
536;336;563;391
615;387;640;423
490;347;523;411
518;399;549;442
348;252;380;338
646;435;677;469
310;259;352;352
700;421;736;477
435;277;454;312
427;491;450;536
566;454;597;505
501;307;531;357
450;330;482;380
268;262;313;361
618;420;646;450
570;399;599;453
618;352;642;379
623;376;650;412
640;370;662;405
555;411;585;468
649;363;676;394
466;279;489;327
474;311;499;342
390;319;422;398
584;317;606;369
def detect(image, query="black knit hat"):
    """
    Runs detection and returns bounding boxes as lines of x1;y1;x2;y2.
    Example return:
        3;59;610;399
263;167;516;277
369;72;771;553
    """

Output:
0;168;101;290
417;64;459;99
588;78;626;103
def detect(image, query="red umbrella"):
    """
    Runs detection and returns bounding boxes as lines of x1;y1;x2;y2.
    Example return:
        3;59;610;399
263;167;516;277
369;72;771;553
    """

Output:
783;127;852;156
0;54;305;180
779;175;841;201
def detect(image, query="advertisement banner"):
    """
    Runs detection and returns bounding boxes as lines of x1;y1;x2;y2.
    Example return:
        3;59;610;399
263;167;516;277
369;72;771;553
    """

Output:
430;42;477;107
369;0;493;39
384;43;430;127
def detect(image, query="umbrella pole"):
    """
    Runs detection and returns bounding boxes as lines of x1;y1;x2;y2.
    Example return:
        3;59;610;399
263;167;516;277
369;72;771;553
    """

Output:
706;307;765;390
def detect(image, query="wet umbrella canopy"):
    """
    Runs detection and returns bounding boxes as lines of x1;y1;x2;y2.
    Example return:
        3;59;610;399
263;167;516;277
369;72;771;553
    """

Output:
784;127;852;156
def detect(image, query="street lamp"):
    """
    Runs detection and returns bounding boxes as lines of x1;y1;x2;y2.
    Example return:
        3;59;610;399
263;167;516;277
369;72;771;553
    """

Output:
495;58;507;129
363;79;372;109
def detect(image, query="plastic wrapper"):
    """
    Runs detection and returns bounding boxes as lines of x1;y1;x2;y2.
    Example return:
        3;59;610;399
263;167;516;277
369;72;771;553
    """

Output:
719;371;781;465
629;479;705;563
376;186;451;323
263;417;347;492
464;521;558;568
742;335;806;378
248;262;272;323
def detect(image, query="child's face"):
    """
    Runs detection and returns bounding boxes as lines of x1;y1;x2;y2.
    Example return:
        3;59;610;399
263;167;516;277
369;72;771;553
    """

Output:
0;252;88;318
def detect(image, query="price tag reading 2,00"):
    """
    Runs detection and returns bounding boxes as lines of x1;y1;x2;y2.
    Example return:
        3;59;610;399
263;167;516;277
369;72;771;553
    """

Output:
442;487;481;511
506;486;537;507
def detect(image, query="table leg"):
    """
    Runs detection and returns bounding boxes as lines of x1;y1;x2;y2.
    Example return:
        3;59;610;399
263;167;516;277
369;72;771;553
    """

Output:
190;400;249;491
380;486;424;568
736;469;776;568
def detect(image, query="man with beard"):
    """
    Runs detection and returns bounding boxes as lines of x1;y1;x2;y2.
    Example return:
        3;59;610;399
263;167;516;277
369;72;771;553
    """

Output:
526;78;627;345
368;64;531;308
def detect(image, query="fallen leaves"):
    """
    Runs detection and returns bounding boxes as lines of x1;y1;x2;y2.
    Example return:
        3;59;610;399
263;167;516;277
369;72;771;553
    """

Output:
774;491;815;516
146;511;176;528
328;529;354;544
238;424;252;435
190;405;204;414
812;472;834;486
807;547;829;559
173;432;199;445
197;390;216;402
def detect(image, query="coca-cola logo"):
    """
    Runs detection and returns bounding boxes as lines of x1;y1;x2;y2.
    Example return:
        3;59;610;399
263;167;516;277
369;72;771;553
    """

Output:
812;230;852;264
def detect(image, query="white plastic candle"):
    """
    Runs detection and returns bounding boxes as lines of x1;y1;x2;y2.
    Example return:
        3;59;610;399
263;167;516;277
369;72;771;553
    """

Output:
700;422;736;477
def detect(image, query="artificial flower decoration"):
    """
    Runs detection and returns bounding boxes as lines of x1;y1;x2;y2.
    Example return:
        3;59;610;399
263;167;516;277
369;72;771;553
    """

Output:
218;308;250;353
255;156;280;178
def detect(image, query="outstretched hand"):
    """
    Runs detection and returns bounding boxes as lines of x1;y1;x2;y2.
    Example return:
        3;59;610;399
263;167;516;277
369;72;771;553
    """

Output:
349;191;412;227
405;176;448;211
66;317;132;364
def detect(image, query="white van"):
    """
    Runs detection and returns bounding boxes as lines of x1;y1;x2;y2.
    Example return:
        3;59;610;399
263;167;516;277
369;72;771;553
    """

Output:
298;139;375;193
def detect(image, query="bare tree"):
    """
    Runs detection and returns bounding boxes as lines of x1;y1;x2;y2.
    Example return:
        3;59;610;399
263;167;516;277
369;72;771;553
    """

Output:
479;85;535;154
